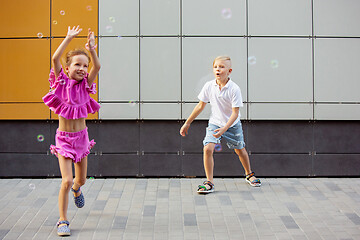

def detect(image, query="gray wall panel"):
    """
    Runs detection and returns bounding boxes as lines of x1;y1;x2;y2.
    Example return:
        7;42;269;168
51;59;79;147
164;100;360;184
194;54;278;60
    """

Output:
99;37;139;102
247;121;313;154
140;103;181;120
249;103;313;120
182;0;246;36
99;0;139;36
140;121;181;153
314;121;360;154
98;154;139;177
140;37;181;101
140;154;181;177
0;120;359;177
250;154;313;177
314;154;360;176
248;0;312;36
0;121;51;153
100;103;139;120
315;104;360;121
87;154;99;178
314;0;360;37
0;154;59;177
181;121;208;153
213;154;245;177
314;39;360;103
86;121;101;153
248;38;312;103
140;0;180;35
97;121;139;153
182;153;246;177
182;154;205;177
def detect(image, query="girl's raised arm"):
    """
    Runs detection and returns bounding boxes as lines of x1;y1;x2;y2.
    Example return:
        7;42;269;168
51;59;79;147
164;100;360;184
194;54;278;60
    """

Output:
86;28;101;86
52;26;82;78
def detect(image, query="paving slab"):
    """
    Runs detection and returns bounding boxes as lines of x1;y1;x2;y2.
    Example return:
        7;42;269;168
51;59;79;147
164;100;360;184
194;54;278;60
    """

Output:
0;178;359;239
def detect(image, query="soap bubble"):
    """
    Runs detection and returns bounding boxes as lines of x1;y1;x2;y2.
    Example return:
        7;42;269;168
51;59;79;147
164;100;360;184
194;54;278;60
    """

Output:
221;8;232;19
129;100;136;107
59;79;66;85
89;177;95;181
106;25;113;33
271;59;279;69
86;5;92;11
109;17;115;23
37;134;44;142
214;143;222;152
60;10;65;16
29;184;36;190
37;33;43;39
117;36;123;40
53;20;58;25
196;73;213;94
248;56;256;65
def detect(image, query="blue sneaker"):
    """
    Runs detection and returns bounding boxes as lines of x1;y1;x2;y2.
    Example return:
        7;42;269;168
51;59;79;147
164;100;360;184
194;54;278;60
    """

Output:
57;220;70;236
71;186;85;208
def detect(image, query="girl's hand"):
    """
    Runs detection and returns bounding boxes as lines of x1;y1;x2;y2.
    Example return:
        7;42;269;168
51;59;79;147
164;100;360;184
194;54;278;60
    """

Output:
67;25;82;39
87;28;96;49
213;127;226;138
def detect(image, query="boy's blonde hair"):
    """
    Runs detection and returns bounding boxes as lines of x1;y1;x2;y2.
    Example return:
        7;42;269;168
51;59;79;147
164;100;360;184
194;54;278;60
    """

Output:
213;56;232;67
65;48;90;66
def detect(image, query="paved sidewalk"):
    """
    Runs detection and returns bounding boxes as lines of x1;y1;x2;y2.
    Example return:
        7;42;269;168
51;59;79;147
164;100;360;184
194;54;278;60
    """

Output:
0;178;359;240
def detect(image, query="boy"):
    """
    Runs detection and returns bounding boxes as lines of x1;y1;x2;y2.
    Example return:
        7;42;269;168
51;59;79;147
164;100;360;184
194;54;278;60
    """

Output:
180;56;261;193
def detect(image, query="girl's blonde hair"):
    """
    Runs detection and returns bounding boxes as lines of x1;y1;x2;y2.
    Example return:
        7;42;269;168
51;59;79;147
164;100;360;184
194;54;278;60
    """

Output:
65;48;90;66
213;56;232;67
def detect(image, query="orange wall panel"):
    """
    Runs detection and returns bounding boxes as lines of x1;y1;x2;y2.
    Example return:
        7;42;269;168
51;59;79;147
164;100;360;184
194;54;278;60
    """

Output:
0;103;50;119
50;112;99;120
0;0;98;120
51;38;98;71
0;39;50;102
52;0;98;37
0;0;50;38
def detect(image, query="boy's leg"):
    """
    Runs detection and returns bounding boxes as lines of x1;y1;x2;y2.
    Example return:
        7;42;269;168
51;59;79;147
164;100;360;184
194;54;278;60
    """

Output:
73;156;88;196
234;148;258;182
203;143;216;183
58;155;73;222
199;123;219;192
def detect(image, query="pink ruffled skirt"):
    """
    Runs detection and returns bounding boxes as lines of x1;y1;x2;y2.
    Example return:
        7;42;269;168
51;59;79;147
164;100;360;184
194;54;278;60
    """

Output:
50;128;95;163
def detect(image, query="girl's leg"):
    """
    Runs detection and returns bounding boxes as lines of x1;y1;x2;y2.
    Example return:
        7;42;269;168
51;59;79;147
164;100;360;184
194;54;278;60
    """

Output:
234;148;257;181
72;156;88;196
203;143;216;183
58;155;73;222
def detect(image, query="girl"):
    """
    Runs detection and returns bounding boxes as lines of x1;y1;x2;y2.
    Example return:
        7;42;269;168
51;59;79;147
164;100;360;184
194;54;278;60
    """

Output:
42;26;101;236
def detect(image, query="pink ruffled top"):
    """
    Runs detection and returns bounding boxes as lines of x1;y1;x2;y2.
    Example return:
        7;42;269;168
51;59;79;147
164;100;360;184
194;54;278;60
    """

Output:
43;68;100;119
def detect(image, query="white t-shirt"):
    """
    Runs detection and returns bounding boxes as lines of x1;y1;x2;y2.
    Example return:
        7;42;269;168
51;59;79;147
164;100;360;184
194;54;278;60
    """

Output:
198;79;243;127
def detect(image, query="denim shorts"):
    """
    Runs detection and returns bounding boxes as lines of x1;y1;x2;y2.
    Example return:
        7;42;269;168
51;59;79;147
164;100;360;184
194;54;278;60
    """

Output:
203;122;246;149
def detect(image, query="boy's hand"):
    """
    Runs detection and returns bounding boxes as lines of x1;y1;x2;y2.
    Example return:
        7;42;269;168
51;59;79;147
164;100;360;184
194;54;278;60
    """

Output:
213;127;226;138
180;123;190;136
87;28;96;49
66;25;82;39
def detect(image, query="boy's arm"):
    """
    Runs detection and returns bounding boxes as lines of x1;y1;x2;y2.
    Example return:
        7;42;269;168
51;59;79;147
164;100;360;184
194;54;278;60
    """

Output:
52;26;82;78
212;107;239;138
87;29;101;86
180;101;207;136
